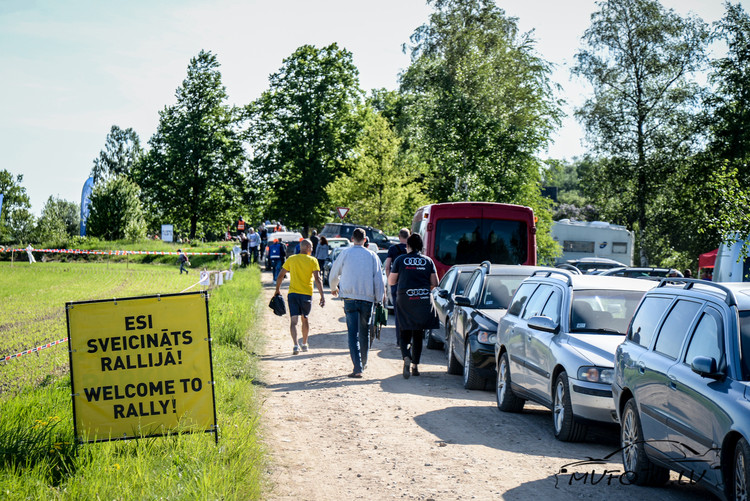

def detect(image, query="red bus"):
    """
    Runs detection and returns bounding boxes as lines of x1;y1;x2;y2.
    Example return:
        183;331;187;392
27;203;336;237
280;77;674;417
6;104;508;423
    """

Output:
411;202;537;278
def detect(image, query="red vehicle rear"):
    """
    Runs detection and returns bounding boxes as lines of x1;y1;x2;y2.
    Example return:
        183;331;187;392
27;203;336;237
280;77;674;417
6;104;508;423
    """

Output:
411;202;536;279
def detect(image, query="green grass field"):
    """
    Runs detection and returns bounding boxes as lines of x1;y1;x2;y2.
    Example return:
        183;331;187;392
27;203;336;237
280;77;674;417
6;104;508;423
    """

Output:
0;260;267;500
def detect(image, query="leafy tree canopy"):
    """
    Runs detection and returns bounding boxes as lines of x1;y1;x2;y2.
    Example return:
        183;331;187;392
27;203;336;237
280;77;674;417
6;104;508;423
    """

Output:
0;170;35;244
573;0;710;265
134;50;247;239
87;176;146;241
35;196;79;244
91;126;143;185
400;0;563;203
247;43;363;234
327;108;428;233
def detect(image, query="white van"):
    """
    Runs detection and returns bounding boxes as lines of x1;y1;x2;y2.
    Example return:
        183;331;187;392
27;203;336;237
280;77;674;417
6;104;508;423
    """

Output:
713;237;750;282
551;219;634;266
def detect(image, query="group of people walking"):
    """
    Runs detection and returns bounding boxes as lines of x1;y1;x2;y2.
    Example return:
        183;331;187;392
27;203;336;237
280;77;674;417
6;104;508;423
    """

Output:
273;226;438;380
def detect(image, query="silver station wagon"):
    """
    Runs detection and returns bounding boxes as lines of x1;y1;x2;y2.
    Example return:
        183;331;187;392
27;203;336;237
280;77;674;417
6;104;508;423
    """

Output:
495;270;655;441
614;279;750;500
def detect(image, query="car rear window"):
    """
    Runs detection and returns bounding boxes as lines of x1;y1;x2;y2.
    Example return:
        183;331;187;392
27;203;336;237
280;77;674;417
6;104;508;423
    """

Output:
570;289;647;334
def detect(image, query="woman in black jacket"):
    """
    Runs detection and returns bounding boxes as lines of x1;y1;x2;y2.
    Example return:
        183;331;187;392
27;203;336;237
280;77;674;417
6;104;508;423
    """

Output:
387;233;438;379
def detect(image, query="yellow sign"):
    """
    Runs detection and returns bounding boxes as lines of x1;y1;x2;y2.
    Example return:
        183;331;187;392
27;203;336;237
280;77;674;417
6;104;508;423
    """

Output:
66;292;216;442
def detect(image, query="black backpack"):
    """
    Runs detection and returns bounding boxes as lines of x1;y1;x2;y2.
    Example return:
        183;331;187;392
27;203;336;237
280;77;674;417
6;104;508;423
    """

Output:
269;294;286;316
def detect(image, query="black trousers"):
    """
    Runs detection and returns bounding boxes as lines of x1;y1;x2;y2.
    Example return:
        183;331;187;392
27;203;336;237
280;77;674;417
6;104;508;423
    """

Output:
400;329;424;365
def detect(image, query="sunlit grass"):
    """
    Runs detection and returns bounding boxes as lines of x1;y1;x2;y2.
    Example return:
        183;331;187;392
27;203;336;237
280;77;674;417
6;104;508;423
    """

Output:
0;264;266;500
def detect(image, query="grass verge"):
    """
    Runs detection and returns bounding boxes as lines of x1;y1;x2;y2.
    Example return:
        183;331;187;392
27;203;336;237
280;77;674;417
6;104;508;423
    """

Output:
0;266;267;500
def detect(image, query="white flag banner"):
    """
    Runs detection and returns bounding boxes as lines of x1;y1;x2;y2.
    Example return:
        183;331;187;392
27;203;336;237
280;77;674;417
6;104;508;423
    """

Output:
232;245;241;265
217;272;224;286
226;270;233;281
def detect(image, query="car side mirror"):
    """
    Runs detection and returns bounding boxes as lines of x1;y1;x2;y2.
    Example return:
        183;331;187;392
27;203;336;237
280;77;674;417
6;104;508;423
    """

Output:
454;295;471;307
527;315;559;334
437;289;449;299
690;356;723;380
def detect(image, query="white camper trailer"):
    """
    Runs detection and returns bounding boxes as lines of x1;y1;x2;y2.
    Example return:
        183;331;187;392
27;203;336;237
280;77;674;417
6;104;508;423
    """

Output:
551;219;634;266
713;236;750;282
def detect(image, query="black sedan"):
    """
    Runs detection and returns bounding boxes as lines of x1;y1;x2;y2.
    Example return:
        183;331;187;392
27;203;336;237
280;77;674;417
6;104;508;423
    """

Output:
447;263;547;390
428;264;478;349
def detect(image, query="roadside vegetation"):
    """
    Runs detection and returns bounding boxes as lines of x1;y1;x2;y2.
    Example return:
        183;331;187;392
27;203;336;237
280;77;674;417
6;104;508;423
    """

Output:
0;262;266;500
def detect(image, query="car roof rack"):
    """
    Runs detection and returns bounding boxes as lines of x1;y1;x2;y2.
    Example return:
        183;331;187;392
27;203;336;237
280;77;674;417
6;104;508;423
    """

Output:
656;278;738;307
479;261;491;273
530;269;574;286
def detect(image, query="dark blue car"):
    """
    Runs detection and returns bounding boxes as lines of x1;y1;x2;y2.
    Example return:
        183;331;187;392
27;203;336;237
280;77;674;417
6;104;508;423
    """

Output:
614;279;750;500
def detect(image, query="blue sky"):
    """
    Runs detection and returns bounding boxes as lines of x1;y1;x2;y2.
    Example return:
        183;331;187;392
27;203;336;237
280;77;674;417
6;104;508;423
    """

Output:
0;0;740;215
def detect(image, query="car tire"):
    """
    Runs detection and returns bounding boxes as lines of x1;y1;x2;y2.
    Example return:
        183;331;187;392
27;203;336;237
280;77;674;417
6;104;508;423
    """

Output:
620;398;669;485
496;352;525;412
731;438;750;500
426;329;443;350
446;329;462;375
462;337;485;390
552;372;587;442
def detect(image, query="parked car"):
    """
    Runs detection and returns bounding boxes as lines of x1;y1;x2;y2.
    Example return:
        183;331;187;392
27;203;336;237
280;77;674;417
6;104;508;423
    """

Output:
322;247;345;286
263;231;303;271
447;263;548;390
429;264;479;350
613;279;750;499
320;223;392;249
600;267;683;278
326;237;352;251
557;257;624;274
495;270;655;441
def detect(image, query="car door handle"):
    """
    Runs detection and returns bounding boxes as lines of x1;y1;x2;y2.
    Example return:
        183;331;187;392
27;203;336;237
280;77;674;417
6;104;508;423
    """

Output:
668;374;678;390
637;362;646;374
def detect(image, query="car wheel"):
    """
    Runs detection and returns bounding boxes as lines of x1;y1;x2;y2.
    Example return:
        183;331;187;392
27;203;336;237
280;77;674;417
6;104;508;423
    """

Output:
446;329;462;375
496;352;525;412
620;398;669;485
462;337;485;390
552;372;587;442
426;329;443;350
732;438;750;501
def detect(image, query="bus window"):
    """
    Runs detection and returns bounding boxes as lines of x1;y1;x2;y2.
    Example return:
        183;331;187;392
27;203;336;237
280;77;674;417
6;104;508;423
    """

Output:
434;218;527;267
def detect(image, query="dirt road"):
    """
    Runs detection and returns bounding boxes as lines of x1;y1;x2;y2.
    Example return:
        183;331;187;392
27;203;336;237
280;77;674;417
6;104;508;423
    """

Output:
258;270;715;500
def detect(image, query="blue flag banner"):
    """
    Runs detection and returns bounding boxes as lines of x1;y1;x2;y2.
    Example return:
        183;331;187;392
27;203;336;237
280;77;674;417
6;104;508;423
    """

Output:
0;193;4;218
80;177;94;236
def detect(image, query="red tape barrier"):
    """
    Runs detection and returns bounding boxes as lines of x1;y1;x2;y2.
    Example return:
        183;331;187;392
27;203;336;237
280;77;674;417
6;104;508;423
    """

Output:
1;248;226;256
3;337;69;362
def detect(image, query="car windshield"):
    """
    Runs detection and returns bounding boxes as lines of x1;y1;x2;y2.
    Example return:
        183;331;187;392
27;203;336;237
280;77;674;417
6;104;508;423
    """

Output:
570;289;646;334
478;275;528;309
434;218;528;266
739;311;750;380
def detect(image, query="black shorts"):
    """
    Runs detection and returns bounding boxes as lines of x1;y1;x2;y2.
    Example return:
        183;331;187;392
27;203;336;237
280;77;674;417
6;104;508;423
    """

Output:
287;293;312;317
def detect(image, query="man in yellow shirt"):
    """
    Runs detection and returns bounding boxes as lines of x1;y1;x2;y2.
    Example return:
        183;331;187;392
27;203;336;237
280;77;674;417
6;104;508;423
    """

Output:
274;239;326;354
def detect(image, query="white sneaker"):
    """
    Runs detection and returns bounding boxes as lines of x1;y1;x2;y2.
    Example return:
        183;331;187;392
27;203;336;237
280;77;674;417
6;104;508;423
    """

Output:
293;345;300;355
301;343;309;352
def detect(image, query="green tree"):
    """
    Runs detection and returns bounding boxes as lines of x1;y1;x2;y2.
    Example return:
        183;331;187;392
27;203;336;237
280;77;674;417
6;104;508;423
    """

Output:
708;2;750;170
91;125;143;184
0;170;35;244
34;196;79;243
247;43;364;234
86;176;146;241
400;0;563;204
326;109;428;233
134;50;246;239
573;0;710;265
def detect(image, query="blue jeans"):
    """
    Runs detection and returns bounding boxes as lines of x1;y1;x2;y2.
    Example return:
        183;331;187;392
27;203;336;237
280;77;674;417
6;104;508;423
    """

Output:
271;259;282;281
344;299;373;374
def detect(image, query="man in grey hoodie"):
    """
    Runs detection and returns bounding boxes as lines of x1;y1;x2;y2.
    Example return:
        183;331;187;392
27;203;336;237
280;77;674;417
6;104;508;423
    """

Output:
329;228;385;378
